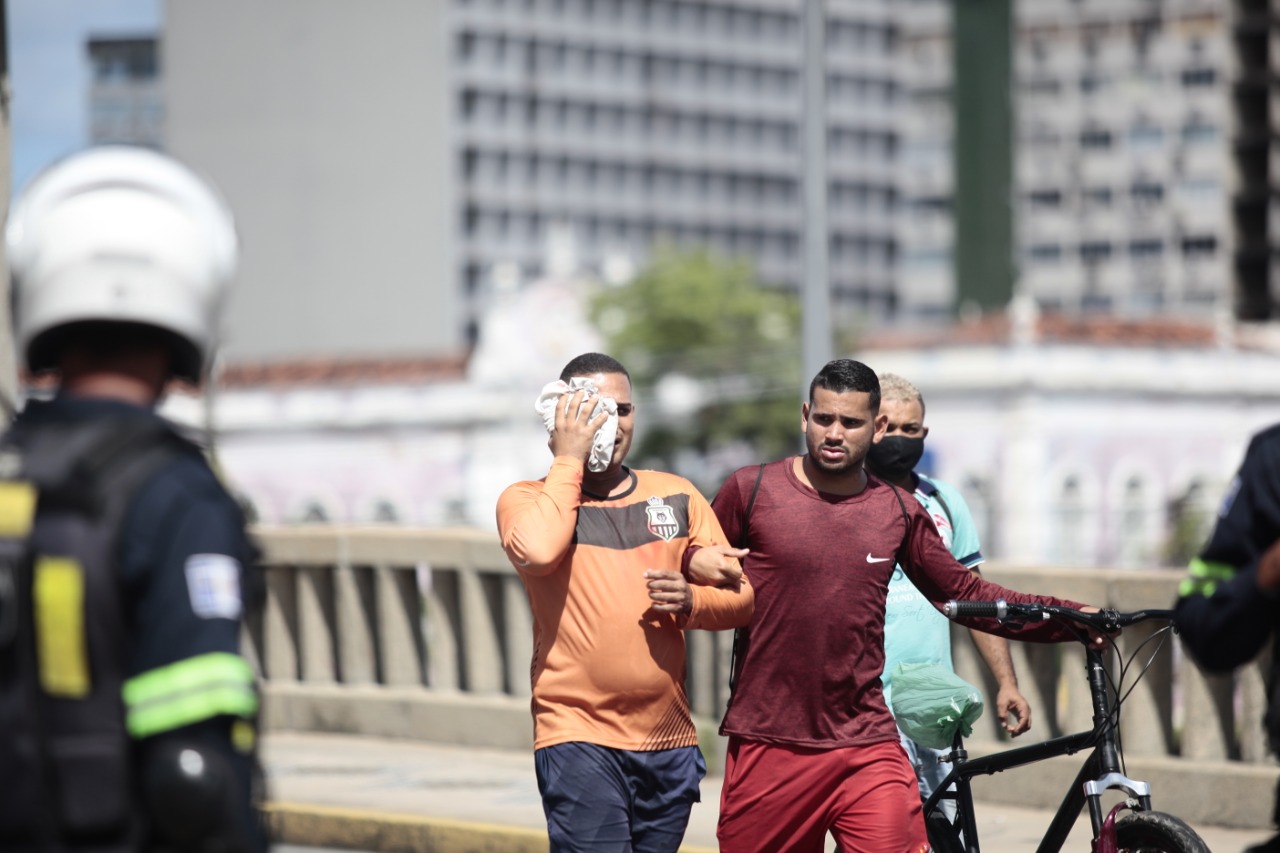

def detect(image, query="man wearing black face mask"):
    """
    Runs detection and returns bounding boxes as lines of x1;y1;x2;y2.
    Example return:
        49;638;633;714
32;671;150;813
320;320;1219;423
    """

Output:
867;373;1031;820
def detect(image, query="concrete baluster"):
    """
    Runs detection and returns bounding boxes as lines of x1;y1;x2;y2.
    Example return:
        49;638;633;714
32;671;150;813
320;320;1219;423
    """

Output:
684;630;715;719
1115;620;1175;756
1239;654;1272;763
335;564;377;684
263;565;299;681
457;567;503;694
503;575;533;698
297;566;335;683
423;566;461;690
1179;647;1234;761
1060;643;1095;735
239;622;262;677
1017;641;1063;737
375;563;424;686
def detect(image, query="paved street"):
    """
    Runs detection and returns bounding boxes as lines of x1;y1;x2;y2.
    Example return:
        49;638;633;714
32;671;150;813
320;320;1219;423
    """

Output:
263;731;1275;852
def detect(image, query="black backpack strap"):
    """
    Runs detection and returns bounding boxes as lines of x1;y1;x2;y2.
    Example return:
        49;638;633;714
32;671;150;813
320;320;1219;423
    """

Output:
739;463;766;550
727;464;766;702
884;480;914;565
917;476;954;529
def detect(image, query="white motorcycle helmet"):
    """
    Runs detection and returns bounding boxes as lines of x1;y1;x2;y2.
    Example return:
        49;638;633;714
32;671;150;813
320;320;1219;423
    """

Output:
7;145;238;383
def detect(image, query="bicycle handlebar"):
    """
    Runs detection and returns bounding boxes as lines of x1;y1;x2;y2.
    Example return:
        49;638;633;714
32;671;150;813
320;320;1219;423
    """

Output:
941;600;1175;633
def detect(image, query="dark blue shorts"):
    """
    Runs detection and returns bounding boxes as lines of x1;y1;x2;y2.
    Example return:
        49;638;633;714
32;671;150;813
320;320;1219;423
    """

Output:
534;742;706;853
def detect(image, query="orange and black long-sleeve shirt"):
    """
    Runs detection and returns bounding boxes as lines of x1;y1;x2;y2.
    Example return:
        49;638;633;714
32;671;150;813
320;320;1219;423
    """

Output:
496;457;753;752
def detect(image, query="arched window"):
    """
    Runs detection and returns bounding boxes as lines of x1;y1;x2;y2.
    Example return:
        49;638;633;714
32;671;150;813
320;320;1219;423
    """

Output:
372;499;401;524
299;501;330;524
1056;476;1088;565
1117;476;1148;567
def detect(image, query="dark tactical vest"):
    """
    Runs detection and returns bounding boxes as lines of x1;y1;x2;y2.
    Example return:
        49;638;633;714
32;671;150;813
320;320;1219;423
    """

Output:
0;416;193;852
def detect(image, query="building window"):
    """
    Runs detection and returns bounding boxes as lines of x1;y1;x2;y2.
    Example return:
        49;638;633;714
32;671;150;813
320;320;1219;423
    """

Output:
1130;181;1164;205
1128;124;1164;148
1027;188;1063;208
1177;178;1220;203
1079;72;1107;94
911;195;949;215
1056;476;1088;565
1080;127;1113;149
300;502;331;524
903;247;951;269
1181;235;1218;258
1129;238;1164;260
1083;186;1113;207
1028;242;1063;263
1080;241;1113;263
1181;120;1218;145
457;32;477;61
1180;67;1218;88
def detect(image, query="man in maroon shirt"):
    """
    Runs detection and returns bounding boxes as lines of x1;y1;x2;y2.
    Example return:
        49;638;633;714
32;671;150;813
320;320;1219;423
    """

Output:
708;359;1107;853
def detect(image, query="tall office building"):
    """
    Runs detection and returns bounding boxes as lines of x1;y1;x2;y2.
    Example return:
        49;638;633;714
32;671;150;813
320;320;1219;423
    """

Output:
898;0;1234;318
163;0;907;362
164;2;458;364
451;0;900;324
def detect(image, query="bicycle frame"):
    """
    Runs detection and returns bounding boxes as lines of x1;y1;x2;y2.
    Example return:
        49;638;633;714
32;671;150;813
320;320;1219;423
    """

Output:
922;645;1154;853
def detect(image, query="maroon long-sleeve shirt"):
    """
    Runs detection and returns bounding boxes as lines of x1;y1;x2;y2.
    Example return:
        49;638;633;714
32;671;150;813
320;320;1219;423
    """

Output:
712;458;1087;748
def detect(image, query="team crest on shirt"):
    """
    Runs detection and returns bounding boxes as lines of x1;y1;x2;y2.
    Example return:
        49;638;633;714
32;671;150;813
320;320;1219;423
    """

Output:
645;496;680;541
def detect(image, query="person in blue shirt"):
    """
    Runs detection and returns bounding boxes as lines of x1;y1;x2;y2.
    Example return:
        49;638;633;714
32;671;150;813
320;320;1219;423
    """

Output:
866;373;1031;818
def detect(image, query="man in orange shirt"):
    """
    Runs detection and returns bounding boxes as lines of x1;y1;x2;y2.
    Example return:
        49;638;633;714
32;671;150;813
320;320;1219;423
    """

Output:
496;352;752;853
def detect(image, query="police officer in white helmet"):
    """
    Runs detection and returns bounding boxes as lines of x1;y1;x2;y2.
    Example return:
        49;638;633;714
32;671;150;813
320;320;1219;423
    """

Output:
0;146;265;852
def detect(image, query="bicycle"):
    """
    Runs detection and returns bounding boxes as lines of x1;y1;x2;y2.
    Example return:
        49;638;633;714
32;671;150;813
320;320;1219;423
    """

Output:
922;600;1210;853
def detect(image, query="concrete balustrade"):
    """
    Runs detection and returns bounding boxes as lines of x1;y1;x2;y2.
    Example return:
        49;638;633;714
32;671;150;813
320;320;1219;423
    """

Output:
250;526;1280;829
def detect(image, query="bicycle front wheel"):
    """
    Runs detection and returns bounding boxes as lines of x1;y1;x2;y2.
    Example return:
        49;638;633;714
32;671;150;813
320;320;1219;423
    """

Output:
1115;811;1211;853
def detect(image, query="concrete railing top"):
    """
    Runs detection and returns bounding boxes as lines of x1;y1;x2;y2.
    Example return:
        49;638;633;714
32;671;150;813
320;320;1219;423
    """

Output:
254;524;511;570
254;523;1192;600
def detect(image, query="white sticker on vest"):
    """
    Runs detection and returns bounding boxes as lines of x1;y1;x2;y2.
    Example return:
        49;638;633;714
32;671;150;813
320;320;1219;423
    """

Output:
185;553;243;620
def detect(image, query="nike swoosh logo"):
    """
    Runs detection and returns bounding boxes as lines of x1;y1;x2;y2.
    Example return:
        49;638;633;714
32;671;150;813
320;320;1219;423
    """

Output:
866;554;892;563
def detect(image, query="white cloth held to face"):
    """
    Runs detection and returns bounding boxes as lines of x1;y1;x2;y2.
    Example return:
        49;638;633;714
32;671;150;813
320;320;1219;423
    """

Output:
534;377;619;473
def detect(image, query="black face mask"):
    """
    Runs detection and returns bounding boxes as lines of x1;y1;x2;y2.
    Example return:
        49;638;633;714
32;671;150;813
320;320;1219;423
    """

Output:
866;435;925;481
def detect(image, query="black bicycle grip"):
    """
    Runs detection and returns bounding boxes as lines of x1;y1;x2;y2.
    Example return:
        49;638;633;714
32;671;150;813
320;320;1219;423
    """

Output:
942;599;1008;620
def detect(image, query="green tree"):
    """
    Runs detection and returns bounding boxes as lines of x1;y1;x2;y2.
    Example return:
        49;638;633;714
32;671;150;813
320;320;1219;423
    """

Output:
589;247;802;490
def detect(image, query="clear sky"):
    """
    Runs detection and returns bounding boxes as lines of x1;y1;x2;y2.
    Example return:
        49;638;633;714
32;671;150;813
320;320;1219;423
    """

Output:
9;0;160;193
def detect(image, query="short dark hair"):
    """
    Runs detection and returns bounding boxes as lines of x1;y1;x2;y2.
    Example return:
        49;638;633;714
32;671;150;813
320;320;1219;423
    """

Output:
809;358;880;410
559;352;631;383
